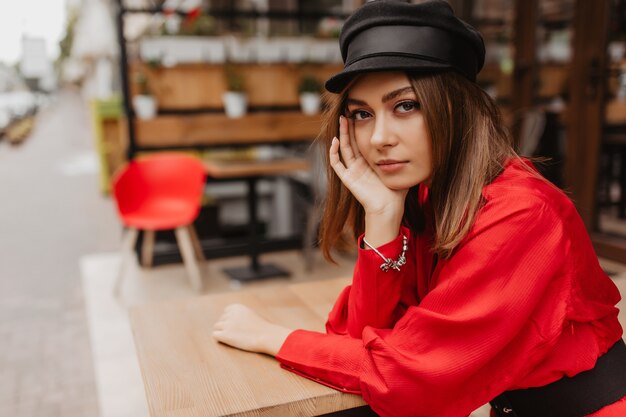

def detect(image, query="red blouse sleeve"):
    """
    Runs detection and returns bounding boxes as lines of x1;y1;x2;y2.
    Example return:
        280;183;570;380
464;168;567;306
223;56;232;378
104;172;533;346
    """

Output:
325;227;418;337
277;197;573;417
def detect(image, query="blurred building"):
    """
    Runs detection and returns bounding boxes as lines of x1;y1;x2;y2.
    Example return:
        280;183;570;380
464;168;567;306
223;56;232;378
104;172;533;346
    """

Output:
20;36;57;92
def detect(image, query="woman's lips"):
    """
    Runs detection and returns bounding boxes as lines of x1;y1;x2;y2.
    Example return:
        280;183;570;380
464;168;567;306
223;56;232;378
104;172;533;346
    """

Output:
376;160;408;173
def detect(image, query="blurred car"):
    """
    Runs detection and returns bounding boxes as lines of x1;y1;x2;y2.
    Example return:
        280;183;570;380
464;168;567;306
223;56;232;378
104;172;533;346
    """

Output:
0;90;39;142
0;90;38;120
0;108;10;133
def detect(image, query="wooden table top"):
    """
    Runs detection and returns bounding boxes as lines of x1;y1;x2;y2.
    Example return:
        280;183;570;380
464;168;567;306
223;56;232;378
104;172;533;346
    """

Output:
129;277;367;417
203;157;310;178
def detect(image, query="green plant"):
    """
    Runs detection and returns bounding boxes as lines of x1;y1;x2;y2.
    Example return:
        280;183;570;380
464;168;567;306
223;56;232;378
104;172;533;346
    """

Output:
146;56;163;70
298;74;322;94
135;71;151;95
317;17;342;39
224;66;246;92
58;8;79;62
180;13;216;36
55;7;79;74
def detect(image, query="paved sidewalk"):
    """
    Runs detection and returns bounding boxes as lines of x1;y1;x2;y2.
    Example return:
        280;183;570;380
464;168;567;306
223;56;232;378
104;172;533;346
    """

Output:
0;89;121;417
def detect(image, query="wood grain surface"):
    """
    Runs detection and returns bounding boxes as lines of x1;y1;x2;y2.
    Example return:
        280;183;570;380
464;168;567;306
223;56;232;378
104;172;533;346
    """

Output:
134;112;323;147
130;63;342;109
202;158;310;178
129;277;367;417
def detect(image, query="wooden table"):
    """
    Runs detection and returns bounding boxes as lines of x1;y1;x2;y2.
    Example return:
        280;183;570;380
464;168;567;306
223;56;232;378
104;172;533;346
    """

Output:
204;157;311;281
129;277;368;417
203;157;310;179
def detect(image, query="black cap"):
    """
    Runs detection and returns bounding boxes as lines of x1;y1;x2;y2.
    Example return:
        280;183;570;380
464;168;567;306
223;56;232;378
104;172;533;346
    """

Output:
325;0;485;93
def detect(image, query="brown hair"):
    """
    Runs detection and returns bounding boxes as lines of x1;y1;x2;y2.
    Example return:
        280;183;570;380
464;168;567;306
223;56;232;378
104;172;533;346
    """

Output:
318;71;517;261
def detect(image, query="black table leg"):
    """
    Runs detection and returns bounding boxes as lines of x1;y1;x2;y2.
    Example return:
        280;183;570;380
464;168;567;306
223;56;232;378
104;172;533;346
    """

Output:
224;177;290;281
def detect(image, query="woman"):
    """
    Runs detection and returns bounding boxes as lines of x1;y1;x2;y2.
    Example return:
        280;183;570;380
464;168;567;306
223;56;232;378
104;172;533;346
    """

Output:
213;1;626;416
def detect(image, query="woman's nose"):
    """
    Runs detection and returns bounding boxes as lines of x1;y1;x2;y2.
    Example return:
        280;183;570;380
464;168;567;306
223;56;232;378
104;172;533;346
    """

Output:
370;115;398;148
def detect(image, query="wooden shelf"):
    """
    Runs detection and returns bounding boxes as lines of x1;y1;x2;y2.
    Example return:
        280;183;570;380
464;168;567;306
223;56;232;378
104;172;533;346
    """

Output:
479;63;569;101
537;64;568;98
133;112;323;147
130;62;342;110
606;100;626;125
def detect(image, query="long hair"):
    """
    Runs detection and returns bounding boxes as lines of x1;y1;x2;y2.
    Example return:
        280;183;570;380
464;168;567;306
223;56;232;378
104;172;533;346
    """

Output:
318;71;517;262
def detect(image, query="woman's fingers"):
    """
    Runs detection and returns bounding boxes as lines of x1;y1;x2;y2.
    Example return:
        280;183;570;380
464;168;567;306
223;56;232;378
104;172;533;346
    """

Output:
348;117;362;159
329;136;348;179
338;116;356;163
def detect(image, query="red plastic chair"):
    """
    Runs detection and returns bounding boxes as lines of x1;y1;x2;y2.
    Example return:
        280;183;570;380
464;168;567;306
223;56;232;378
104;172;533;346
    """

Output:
112;153;207;294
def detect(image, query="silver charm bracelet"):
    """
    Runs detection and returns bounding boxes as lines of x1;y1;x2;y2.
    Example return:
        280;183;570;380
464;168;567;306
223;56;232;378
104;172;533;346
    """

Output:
362;235;408;272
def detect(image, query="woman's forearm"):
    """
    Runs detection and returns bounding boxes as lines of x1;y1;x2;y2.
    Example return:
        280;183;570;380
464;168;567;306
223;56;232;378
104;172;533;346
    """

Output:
364;211;403;248
261;325;294;356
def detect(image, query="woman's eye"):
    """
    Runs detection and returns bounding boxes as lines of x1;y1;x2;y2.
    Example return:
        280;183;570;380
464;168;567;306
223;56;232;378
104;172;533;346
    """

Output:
396;101;419;113
348;110;372;120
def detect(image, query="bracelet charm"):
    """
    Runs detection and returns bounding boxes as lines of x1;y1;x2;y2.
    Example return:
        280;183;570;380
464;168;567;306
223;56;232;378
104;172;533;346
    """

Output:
362;235;408;272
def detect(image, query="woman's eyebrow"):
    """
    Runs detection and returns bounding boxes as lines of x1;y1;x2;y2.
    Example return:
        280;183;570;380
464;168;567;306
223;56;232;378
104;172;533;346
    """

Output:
346;97;367;106
381;86;415;103
346;86;415;107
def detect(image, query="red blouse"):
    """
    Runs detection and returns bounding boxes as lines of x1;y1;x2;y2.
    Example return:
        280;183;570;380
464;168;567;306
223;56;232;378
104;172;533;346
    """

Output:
276;160;624;417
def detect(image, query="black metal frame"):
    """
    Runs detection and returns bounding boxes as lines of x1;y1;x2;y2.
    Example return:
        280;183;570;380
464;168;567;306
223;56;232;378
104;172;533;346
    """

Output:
121;6;348;20
115;0;136;160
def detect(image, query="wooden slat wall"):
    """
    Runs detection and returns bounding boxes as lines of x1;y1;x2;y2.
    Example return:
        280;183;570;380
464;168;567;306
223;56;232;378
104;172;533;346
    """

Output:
133;112;324;147
130;63;342;109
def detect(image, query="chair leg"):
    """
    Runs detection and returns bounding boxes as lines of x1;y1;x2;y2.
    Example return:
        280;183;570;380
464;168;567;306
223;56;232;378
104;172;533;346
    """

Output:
141;230;156;267
114;228;139;297
188;225;206;261
175;226;203;292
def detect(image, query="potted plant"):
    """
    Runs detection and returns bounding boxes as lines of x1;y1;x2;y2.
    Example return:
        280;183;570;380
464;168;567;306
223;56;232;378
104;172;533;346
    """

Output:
222;66;248;118
132;71;157;119
298;74;322;115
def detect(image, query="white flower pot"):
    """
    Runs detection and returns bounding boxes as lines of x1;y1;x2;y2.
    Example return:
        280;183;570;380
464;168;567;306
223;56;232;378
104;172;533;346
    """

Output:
132;95;157;119
299;93;321;115
222;92;248;118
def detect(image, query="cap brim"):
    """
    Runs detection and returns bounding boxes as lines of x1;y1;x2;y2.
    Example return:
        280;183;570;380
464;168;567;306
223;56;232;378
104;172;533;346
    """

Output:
325;55;453;94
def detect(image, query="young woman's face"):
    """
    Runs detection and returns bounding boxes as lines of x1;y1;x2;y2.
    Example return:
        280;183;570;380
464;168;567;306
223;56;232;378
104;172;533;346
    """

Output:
346;72;433;190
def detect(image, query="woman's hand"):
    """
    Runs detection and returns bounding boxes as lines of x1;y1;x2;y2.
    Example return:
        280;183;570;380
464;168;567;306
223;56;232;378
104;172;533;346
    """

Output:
330;116;408;246
213;304;293;357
